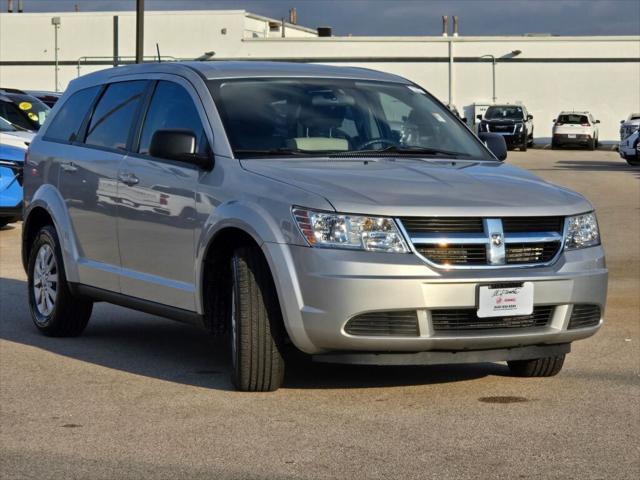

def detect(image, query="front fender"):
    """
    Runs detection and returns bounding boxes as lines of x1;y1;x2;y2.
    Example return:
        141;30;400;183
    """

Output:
23;184;80;282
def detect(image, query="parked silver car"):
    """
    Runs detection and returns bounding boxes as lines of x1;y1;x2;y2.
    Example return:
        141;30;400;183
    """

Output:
22;62;607;391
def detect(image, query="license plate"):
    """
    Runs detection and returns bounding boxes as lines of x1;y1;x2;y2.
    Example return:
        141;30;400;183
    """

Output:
477;282;534;318
568;134;576;138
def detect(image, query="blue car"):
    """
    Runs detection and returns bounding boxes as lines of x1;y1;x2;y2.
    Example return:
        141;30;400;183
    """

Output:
0;143;24;227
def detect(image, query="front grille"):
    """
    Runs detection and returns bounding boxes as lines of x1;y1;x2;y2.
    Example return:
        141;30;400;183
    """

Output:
399;217;483;233
345;311;419;337
502;217;563;234
505;242;560;264
417;244;487;265
568;304;601;329
399;216;564;268
431;306;554;331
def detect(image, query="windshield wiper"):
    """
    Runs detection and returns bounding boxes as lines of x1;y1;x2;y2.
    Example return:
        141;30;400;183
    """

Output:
234;148;310;157
328;145;472;158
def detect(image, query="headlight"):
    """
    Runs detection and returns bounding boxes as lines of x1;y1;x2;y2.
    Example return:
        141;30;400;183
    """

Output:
565;212;600;250
292;207;409;253
515;123;523;132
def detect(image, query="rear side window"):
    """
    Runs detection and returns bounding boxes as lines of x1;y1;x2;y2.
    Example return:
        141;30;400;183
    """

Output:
44;86;101;142
85;80;147;150
138;81;207;155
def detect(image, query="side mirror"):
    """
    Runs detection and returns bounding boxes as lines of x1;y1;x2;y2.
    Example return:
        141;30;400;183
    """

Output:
476;114;483;121
149;129;213;169
527;114;533;120
479;132;507;161
552;118;556;122
620;120;624;124
595;120;600;124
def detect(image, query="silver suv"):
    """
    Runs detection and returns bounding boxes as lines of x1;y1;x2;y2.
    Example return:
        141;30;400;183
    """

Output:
22;62;607;391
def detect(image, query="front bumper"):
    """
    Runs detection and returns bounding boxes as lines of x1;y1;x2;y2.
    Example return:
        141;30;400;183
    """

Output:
264;243;607;355
482;131;526;147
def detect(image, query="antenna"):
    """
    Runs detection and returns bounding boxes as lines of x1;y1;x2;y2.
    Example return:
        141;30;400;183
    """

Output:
156;43;161;63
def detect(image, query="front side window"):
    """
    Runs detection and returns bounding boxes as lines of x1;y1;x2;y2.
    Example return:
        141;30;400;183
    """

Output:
209;78;491;160
85;80;147;150
138;81;207;155
484;106;524;120
44;86;101;142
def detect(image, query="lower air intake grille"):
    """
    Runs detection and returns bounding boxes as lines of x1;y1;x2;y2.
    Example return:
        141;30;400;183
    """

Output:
505;242;560;264
568;304;601;329
345;311;419;337
431;306;554;331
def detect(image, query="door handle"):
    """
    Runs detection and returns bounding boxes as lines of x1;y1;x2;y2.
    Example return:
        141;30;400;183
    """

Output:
60;161;77;173
118;171;139;187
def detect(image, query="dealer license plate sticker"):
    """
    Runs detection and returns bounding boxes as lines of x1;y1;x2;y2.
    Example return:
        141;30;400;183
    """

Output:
477;282;534;318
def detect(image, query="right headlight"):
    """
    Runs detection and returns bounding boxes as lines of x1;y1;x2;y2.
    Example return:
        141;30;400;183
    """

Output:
292;207;409;253
565;212;600;250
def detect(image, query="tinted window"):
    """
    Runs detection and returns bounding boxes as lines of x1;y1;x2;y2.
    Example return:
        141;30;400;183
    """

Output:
85;80;147;150
0;100;33;130
138;81;206;155
44;86;101;142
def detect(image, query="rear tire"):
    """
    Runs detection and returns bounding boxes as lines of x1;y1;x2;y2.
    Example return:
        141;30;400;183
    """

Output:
0;219;9;228
507;354;565;377
229;245;285;392
588;138;596;151
27;225;93;337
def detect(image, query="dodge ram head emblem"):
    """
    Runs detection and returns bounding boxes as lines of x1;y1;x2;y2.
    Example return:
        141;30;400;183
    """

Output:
491;233;503;246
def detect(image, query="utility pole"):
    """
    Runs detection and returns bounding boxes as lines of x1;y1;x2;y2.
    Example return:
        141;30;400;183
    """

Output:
136;0;144;63
51;17;61;92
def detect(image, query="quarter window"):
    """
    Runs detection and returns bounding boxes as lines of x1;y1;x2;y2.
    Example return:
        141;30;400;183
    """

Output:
85;80;147;150
44;86;101;142
138;81;207;155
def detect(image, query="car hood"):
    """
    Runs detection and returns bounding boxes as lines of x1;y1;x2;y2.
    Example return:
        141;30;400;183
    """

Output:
241;157;592;217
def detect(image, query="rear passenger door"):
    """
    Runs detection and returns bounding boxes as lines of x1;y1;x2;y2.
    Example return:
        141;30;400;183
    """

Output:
54;81;148;292
116;79;209;311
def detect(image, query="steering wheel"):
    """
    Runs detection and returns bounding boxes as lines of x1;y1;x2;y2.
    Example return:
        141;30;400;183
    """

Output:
356;138;400;150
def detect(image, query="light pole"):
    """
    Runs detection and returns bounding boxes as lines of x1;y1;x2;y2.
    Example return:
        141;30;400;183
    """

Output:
480;50;522;104
51;17;61;92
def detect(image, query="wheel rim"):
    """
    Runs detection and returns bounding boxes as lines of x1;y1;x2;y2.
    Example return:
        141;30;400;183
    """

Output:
33;244;58;317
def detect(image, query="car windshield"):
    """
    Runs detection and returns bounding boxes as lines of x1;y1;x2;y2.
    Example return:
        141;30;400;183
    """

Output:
558;114;589;125
208;78;492;160
0;115;18;132
484;106;524;120
2;94;50;131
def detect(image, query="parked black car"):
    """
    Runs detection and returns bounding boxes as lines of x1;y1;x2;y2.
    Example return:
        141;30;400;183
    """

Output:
25;90;62;108
477;104;534;151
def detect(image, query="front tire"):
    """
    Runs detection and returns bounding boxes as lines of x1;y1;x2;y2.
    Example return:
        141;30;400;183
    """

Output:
507;354;565;377
27;225;93;337
229;246;285;392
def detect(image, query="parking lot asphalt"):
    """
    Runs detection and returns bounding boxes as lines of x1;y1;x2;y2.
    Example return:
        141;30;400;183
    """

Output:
1;149;639;480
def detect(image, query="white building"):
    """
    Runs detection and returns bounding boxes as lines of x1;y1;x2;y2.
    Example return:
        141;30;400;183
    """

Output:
1;9;639;141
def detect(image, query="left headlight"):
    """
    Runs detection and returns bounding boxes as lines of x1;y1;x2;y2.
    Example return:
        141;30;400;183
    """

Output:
565;212;600;250
292;207;410;253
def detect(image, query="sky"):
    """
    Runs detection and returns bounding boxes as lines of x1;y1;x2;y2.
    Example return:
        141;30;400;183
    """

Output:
8;0;640;36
